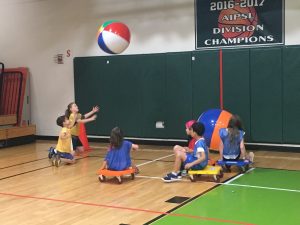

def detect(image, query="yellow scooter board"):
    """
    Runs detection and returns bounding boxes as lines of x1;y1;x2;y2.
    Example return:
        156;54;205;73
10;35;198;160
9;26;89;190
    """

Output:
188;165;223;182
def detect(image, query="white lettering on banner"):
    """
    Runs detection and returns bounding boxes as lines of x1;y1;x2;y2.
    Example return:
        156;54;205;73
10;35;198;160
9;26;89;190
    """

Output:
213;25;264;34
205;35;274;46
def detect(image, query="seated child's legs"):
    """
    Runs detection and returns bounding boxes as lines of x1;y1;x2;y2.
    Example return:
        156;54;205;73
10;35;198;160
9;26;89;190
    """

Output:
173;150;187;171
162;151;187;182
223;153;240;161
224;152;254;162
72;136;84;153
76;146;84;154
173;145;187;154
247;152;255;162
183;154;205;170
58;152;76;164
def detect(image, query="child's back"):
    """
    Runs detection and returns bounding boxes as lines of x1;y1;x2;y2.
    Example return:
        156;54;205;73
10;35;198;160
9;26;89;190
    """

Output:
192;138;209;169
219;128;244;159
105;140;132;171
56;127;72;153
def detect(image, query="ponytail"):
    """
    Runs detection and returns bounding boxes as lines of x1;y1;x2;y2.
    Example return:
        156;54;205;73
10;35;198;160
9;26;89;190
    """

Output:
110;127;124;149
227;115;240;146
65;102;74;119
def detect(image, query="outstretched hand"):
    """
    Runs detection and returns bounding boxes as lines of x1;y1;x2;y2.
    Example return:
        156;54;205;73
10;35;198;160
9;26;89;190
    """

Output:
92;106;100;113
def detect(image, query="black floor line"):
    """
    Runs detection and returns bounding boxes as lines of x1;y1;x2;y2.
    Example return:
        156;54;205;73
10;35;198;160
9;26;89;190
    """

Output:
0;166;52;181
0;156;89;181
143;174;239;225
143;186;217;225
0;157;49;170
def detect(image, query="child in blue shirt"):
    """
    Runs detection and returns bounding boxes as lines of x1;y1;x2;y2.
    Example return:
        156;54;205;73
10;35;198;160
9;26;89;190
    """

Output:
219;115;254;162
99;127;139;171
162;122;208;183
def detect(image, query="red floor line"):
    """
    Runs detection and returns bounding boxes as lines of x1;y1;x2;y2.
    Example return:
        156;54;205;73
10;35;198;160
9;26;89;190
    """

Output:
0;192;256;225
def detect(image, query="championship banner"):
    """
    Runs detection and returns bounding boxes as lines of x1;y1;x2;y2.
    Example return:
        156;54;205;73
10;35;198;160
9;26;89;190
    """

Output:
195;0;284;48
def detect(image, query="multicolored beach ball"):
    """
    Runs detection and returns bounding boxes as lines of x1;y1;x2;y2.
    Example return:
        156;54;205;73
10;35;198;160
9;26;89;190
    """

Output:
97;20;131;54
198;109;232;151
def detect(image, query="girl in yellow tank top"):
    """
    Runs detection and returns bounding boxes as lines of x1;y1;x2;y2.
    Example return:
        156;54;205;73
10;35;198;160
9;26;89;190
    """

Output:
65;102;99;153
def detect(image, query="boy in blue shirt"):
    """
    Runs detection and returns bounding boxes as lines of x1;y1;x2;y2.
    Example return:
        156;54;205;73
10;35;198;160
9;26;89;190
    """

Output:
162;122;208;183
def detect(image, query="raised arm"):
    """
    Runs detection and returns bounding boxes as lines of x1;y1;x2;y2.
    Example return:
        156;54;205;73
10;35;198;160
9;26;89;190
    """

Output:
77;114;97;124
84;106;99;119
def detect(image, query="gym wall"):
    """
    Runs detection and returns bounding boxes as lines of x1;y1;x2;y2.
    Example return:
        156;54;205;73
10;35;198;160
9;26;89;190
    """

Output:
74;45;300;144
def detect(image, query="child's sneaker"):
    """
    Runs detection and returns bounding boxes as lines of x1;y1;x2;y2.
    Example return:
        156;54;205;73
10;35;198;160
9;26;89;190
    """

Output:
177;171;182;179
177;170;187;179
50;154;56;166
55;154;61;167
249;152;255;163
48;147;55;159
162;172;181;183
181;170;187;177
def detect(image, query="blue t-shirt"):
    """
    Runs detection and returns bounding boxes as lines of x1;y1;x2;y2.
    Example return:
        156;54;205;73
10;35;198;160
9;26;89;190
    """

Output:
105;140;132;171
194;138;209;168
219;128;245;159
185;138;208;169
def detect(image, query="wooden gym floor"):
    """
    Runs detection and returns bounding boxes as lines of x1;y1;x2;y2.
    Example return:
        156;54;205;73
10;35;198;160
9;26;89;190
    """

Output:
0;140;299;225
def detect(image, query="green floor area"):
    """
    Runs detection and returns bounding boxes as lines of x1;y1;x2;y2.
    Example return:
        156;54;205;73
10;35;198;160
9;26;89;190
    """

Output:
150;168;300;225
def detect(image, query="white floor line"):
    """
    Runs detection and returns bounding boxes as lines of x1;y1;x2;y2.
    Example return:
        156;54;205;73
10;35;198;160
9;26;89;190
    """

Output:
255;155;300;160
134;169;300;193
224;168;255;184
135;175;190;182
224;183;300;193
136;154;174;167
89;145;172;152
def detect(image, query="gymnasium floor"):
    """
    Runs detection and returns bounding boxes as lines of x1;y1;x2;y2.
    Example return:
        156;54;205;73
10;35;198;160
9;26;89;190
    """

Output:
0;140;299;225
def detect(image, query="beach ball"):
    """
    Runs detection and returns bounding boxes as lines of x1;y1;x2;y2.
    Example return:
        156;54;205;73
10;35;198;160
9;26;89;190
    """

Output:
97;20;131;54
198;109;232;151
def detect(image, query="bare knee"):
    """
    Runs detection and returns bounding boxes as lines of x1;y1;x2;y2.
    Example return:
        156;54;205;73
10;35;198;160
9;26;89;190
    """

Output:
174;145;186;154
173;145;181;151
77;147;84;153
175;150;185;159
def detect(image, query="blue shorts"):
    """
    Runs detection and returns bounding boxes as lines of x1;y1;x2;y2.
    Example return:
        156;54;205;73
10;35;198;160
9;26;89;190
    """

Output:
57;152;74;160
72;136;83;150
184;154;205;170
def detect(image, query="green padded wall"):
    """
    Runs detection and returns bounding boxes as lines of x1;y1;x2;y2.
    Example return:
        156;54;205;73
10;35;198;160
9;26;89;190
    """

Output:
74;56;143;137
191;50;220;119
283;46;300;143
223;49;251;141
74;57;107;135
74;46;300;145
250;47;283;143
165;52;192;139
108;56;143;137
139;54;167;138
